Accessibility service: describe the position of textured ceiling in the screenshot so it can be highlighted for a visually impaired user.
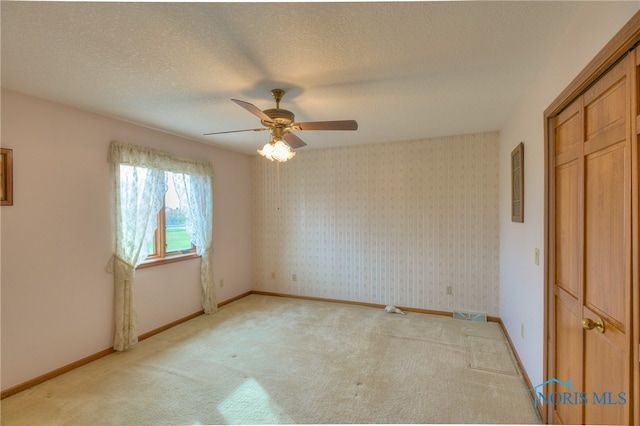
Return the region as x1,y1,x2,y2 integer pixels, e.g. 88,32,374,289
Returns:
0,1,621,155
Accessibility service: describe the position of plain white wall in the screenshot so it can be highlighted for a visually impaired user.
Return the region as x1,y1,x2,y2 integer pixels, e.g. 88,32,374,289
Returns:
499,3,639,390
0,89,253,391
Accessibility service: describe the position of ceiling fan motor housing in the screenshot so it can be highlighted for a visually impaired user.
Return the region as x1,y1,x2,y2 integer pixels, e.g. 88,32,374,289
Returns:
262,108,295,126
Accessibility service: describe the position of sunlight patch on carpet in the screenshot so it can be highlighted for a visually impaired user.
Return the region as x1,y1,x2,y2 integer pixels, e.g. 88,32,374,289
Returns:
466,335,519,376
218,378,292,424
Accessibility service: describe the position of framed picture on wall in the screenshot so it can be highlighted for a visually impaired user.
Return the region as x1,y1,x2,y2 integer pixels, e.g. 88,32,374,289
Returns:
511,142,524,222
1,148,13,206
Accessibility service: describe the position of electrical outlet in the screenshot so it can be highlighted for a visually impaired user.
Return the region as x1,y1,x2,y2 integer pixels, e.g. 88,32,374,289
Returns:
521,324,525,338
535,248,540,266
219,279,224,288
446,286,453,295
292,274,297,281
271,272,276,279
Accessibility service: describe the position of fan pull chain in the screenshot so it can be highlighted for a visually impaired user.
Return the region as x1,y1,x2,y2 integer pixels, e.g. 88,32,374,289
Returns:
276,161,281,212
276,161,281,270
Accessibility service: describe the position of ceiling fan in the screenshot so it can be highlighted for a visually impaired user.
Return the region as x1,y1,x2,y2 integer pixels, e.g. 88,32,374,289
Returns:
204,89,358,162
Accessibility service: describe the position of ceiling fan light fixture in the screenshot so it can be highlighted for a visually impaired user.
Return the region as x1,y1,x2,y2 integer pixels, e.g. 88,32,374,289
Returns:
257,139,296,162
271,139,296,162
257,142,275,160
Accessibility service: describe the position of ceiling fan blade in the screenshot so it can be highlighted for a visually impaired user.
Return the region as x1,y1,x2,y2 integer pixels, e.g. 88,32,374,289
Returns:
203,127,268,136
231,99,274,124
283,131,307,149
295,120,358,131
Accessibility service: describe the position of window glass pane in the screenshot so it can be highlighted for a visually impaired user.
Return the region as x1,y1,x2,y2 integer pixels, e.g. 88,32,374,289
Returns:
146,235,155,255
165,172,193,253
121,164,157,257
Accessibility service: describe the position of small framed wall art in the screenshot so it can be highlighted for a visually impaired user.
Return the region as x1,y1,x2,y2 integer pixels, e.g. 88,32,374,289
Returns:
1,148,13,206
511,142,524,222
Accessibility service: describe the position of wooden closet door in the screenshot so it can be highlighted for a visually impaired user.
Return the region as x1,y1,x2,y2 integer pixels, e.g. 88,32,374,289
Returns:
552,55,632,425
581,57,631,425
553,95,583,425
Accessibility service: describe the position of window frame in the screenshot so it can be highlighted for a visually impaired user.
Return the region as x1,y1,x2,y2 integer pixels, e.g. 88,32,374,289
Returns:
137,173,199,269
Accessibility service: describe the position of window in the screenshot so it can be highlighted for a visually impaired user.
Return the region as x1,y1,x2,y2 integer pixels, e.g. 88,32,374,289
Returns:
142,171,198,266
108,141,216,350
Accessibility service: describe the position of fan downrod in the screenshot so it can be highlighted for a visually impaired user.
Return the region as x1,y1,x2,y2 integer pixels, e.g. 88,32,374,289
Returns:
271,89,285,108
262,88,294,126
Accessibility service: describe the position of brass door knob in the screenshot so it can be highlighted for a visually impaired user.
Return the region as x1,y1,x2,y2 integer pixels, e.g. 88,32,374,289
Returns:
582,317,605,333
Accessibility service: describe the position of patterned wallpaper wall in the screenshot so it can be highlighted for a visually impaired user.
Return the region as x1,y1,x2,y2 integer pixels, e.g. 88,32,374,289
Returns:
251,132,500,316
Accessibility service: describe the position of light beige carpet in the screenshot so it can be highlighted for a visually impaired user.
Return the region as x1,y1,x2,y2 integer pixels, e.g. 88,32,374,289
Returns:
1,294,541,425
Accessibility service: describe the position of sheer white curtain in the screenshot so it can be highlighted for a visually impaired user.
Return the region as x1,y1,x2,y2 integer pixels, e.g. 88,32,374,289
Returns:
107,141,215,351
172,173,216,313
107,164,166,351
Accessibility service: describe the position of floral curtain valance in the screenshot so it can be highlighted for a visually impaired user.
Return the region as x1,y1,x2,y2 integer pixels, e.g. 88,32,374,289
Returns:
109,140,214,177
